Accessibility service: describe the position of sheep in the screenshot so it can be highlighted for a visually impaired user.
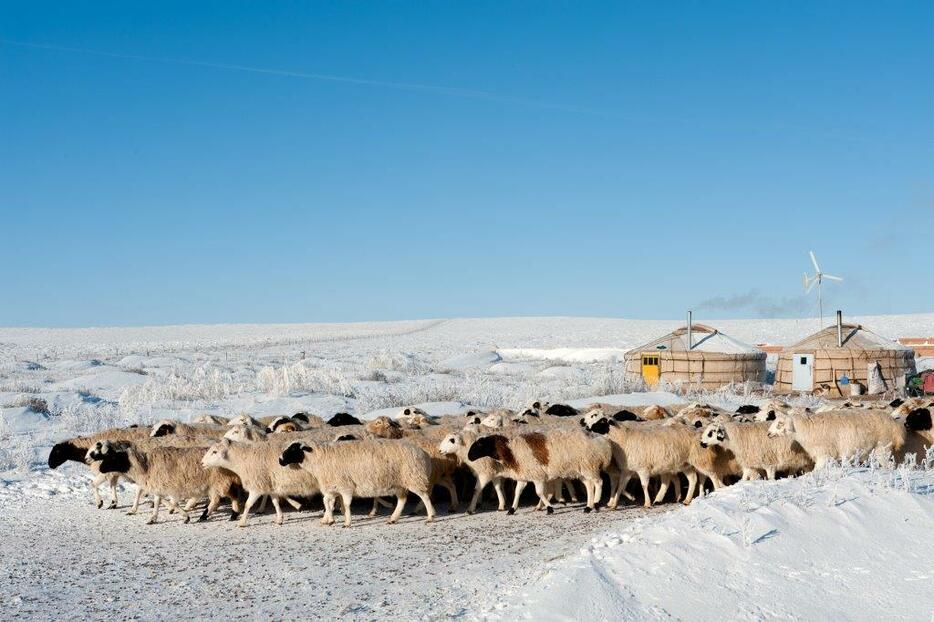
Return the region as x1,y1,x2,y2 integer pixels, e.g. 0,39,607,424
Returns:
192,414,230,425
585,417,698,509
48,426,159,509
640,405,672,421
438,429,508,513
397,407,437,429
291,412,325,428
893,407,934,464
466,428,612,514
699,421,813,480
151,419,225,439
543,403,578,418
278,439,436,527
366,416,404,439
480,414,505,429
201,439,321,527
327,412,362,427
228,414,263,428
767,410,907,468
266,416,302,433
88,441,242,524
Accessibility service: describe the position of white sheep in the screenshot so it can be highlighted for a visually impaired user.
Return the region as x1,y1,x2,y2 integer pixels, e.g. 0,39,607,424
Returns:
88,441,242,524
278,439,436,527
465,428,611,513
584,417,697,509
439,429,507,513
227,414,263,428
191,414,230,425
767,410,907,468
150,419,225,439
699,420,813,480
201,439,321,527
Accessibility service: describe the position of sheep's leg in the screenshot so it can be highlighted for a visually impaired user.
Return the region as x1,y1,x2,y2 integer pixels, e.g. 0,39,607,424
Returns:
321,493,336,525
175,498,192,524
582,479,595,513
766,467,777,480
106,475,119,509
413,489,436,523
388,493,408,524
508,481,527,515
673,476,683,502
466,477,489,514
90,473,106,508
257,495,268,513
200,494,221,522
368,498,381,518
285,497,302,511
442,475,459,513
339,491,354,527
238,491,262,528
183,498,198,511
711,475,726,491
127,488,143,515
147,495,162,525
272,497,284,526
683,470,698,506
742,468,761,481
608,472,632,509
492,478,506,511
653,476,671,504
638,472,653,508
564,479,579,503
697,473,709,496
534,481,554,514
593,476,604,509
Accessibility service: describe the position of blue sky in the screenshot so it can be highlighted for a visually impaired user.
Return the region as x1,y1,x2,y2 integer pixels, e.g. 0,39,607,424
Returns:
2,2,932,327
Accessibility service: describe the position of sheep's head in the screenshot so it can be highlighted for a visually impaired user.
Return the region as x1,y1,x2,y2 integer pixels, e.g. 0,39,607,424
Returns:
438,433,465,455
334,434,358,442
613,409,640,422
641,405,670,421
464,415,483,428
150,420,178,437
291,412,310,425
905,408,932,432
201,440,232,469
366,416,403,439
467,435,503,461
48,441,86,469
95,443,132,474
580,409,605,429
228,414,258,428
268,417,300,433
754,409,779,423
279,442,312,467
585,417,617,435
767,416,795,438
224,425,264,443
700,423,728,448
480,414,504,429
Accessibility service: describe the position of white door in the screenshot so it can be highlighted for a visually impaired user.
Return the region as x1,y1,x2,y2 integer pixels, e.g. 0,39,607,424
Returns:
792,353,814,391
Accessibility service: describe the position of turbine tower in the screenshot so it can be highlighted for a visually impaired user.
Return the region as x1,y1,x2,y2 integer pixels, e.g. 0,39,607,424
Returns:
803,250,843,328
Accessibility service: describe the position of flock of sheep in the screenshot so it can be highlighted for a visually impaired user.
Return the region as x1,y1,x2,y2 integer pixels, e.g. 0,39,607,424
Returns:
46,397,934,527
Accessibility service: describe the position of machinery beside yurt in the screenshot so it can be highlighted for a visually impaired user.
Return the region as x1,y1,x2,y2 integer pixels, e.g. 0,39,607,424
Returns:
774,311,916,397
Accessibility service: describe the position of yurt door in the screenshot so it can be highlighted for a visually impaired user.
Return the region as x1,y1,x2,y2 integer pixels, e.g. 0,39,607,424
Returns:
792,353,814,391
641,354,660,385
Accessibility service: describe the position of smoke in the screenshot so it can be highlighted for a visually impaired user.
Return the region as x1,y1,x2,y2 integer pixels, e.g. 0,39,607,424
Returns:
696,289,811,318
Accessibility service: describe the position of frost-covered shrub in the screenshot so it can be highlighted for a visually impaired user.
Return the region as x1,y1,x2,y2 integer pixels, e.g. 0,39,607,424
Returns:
119,366,242,411
4,395,50,415
256,362,355,397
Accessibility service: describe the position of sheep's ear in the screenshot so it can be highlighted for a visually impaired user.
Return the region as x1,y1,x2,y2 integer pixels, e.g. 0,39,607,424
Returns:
301,444,313,453
152,422,174,437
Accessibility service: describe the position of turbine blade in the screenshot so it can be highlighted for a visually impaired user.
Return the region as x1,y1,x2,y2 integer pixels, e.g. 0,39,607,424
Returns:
805,277,817,293
809,251,821,273
823,274,843,282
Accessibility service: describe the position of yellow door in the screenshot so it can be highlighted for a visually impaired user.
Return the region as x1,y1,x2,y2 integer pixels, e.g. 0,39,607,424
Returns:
641,354,660,385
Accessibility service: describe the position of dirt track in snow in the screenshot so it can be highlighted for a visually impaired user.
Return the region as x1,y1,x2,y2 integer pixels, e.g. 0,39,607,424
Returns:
0,494,665,621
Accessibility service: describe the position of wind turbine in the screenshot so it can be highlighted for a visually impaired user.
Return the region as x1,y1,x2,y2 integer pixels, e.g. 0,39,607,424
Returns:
803,250,843,328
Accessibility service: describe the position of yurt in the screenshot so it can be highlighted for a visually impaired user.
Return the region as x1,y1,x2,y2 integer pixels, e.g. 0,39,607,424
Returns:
774,317,916,397
624,323,767,390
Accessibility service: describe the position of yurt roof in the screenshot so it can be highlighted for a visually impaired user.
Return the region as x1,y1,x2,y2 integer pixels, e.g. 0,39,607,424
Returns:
626,324,763,355
785,323,912,352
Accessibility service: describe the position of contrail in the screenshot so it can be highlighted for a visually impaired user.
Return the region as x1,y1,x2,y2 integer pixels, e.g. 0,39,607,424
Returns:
0,38,600,114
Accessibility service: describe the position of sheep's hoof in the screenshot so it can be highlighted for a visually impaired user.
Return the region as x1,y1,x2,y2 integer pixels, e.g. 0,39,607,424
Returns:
228,512,239,521
197,514,208,523
96,501,103,509
145,519,156,525
546,507,554,515
447,506,457,514
642,503,652,509
237,521,248,528
387,519,397,525
183,516,191,524
107,501,117,510
466,509,474,515
507,508,515,515
126,510,137,516
583,507,592,514
425,515,435,523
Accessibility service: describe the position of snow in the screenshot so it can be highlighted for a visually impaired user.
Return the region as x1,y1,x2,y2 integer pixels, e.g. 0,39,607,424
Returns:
497,464,934,621
1,314,933,619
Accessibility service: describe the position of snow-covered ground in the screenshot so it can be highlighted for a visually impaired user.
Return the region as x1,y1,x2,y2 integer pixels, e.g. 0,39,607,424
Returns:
1,315,933,620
